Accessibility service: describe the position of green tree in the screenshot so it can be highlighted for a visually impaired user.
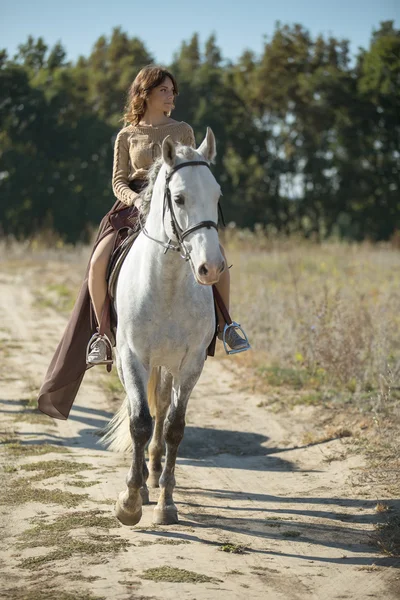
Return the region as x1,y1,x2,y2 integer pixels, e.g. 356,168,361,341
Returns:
85,27,154,125
1,23,399,242
0,49,114,242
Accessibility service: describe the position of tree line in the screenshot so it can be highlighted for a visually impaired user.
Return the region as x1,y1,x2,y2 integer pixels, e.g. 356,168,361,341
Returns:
0,21,399,243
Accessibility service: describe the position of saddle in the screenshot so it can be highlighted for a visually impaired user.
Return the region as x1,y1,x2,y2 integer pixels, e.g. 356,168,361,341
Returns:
107,228,140,300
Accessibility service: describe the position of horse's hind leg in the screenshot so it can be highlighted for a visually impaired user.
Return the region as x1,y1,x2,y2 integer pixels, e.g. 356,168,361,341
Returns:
116,351,152,526
153,366,202,525
148,368,172,488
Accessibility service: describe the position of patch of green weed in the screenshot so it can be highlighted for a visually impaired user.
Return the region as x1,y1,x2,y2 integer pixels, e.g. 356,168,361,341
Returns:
19,460,93,482
282,530,301,538
140,566,220,583
1,477,88,508
21,510,118,546
3,465,18,473
1,588,105,600
374,513,400,557
219,543,246,554
3,442,69,457
69,479,100,488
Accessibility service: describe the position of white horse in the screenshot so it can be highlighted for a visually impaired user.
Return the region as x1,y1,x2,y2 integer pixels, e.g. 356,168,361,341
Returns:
102,128,224,526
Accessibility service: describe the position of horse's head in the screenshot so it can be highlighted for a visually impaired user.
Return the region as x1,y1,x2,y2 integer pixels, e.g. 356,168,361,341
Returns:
157,127,225,285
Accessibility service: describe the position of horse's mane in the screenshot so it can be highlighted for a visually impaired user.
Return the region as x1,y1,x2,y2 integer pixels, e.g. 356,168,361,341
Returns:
139,145,198,223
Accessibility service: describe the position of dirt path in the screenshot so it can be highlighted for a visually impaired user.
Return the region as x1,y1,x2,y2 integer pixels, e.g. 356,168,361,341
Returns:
0,261,398,600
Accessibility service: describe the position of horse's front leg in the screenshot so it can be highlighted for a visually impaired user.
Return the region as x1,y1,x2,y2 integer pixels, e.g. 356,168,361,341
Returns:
153,366,202,525
148,368,173,488
116,350,152,526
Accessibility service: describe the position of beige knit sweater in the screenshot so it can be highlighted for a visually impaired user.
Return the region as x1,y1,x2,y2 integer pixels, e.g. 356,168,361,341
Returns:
112,121,196,206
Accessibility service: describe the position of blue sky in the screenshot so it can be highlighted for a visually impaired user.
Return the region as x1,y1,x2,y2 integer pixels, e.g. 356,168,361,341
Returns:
1,0,398,64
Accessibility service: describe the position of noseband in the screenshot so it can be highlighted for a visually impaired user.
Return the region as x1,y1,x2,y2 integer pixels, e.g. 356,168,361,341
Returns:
140,160,222,261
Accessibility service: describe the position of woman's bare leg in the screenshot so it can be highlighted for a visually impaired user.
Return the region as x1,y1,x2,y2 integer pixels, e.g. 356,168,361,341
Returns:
215,244,230,331
88,233,115,327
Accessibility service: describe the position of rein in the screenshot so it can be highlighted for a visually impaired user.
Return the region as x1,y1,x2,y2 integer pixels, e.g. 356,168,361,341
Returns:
140,160,223,261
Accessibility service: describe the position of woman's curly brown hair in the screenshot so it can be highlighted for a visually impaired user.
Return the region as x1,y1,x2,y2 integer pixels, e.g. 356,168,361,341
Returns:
123,65,179,126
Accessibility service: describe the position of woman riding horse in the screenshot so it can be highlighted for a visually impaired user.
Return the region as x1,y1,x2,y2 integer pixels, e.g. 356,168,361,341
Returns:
37,65,250,420
87,65,250,364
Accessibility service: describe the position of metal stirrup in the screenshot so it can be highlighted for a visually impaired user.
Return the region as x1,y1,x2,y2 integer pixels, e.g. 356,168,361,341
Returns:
86,332,113,365
222,322,251,355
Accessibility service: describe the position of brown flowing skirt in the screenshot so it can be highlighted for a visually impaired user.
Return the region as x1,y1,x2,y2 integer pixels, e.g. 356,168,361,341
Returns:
37,181,217,421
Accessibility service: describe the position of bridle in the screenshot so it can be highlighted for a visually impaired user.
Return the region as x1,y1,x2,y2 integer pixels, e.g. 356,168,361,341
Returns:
139,160,224,261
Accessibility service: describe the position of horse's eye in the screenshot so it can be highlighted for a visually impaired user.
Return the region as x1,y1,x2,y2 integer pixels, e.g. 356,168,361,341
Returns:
175,195,185,206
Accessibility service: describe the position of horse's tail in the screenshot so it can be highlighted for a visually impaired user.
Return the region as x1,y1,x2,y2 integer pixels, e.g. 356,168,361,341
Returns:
100,367,160,453
147,366,160,419
100,395,131,453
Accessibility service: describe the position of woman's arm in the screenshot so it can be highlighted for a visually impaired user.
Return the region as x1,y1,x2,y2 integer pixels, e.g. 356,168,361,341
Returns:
112,129,139,206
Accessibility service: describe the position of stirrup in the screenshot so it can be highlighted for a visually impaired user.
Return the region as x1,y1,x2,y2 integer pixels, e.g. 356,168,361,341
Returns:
222,321,251,355
86,332,114,366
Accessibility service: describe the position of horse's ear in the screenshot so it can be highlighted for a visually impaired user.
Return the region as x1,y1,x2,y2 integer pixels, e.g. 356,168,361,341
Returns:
197,127,216,163
162,135,176,167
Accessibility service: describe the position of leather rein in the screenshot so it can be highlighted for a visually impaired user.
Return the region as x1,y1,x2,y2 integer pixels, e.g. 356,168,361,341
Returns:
139,160,224,261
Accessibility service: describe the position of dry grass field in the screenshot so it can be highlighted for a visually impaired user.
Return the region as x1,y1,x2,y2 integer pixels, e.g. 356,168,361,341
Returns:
227,232,399,413
224,230,400,556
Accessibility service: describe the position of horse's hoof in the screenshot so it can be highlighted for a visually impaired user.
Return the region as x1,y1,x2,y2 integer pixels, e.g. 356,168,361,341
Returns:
115,500,142,526
115,491,142,526
140,485,150,505
153,504,178,525
147,471,161,488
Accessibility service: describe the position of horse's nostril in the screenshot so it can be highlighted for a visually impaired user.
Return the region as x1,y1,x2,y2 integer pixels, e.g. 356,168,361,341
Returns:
198,264,209,276
219,260,225,273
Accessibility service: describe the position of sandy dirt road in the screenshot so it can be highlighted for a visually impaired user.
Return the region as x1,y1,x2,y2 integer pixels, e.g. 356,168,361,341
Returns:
0,259,399,600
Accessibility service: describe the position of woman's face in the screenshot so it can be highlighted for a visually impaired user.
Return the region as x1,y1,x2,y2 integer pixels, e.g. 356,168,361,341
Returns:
146,77,175,113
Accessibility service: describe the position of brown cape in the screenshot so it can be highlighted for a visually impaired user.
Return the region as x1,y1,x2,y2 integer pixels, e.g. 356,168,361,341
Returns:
37,197,133,420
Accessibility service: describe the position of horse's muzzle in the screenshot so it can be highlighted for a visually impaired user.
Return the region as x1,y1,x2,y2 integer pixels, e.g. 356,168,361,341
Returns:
195,260,225,285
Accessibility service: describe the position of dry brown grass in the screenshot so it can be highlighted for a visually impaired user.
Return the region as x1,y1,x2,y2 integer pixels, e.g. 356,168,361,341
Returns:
221,228,400,500
223,228,400,392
